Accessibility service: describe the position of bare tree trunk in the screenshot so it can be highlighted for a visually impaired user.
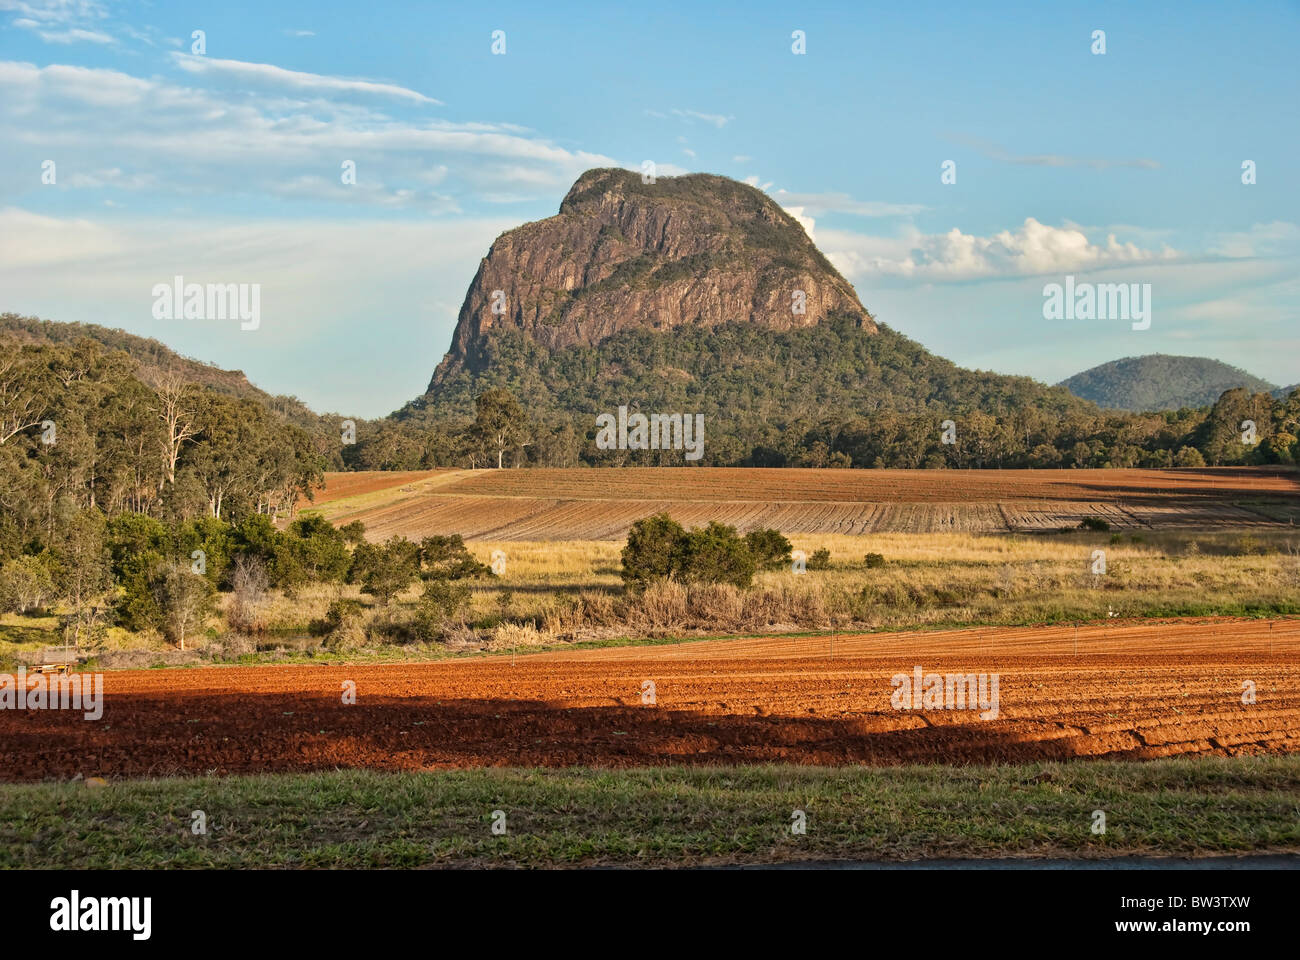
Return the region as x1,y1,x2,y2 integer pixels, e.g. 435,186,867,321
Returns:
154,371,197,487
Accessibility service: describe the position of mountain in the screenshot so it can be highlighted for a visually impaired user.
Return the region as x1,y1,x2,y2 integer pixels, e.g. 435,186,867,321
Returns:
1058,355,1281,411
407,170,1091,453
428,168,875,387
0,312,331,432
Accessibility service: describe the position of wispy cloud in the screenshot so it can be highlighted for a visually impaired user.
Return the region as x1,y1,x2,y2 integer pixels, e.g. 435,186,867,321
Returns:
0,59,617,207
16,22,115,43
645,107,733,128
4,0,115,43
169,53,441,105
948,134,1160,171
1208,221,1300,259
1,0,108,24
671,108,732,128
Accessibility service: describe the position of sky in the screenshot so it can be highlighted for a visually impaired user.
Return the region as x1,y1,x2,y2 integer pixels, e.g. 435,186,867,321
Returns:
1,0,1297,417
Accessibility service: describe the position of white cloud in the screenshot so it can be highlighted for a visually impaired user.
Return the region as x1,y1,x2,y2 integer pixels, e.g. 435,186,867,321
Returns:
5,0,114,43
25,25,115,43
0,59,617,206
1209,221,1300,259
668,108,732,128
169,53,441,105
1,0,107,24
823,218,1178,281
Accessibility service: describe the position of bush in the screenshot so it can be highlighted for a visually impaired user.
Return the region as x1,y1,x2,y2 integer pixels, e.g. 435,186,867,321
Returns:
419,534,492,580
680,522,756,588
743,528,792,571
285,513,350,582
350,537,421,604
320,599,367,652
1079,517,1110,532
319,597,364,632
807,548,831,570
622,515,761,589
411,579,472,641
421,578,472,620
863,552,886,569
621,513,689,588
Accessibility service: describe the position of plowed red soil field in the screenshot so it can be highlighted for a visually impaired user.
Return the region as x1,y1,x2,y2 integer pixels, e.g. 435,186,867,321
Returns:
5,620,1297,782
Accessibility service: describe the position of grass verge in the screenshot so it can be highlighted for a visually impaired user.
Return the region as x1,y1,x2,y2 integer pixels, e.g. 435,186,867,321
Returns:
3,757,1298,868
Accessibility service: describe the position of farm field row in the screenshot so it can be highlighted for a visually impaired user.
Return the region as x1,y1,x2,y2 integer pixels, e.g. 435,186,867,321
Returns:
305,468,1300,541
5,619,1296,781
329,495,1296,541
434,467,1300,503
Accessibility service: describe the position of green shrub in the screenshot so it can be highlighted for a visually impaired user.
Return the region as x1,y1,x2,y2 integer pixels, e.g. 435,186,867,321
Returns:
680,522,756,589
1080,517,1110,532
743,528,792,571
285,513,350,582
412,579,473,641
420,534,492,580
316,598,364,634
350,537,421,604
621,514,758,589
620,513,689,589
863,552,886,569
807,548,831,570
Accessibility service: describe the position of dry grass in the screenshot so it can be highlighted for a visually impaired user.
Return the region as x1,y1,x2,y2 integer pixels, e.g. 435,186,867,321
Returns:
5,530,1297,665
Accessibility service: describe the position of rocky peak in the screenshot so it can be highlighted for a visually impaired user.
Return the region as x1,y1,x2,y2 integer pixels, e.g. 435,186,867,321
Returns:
428,168,875,388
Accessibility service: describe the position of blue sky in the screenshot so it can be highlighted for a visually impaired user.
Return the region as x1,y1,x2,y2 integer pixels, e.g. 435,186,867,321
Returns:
1,0,1297,416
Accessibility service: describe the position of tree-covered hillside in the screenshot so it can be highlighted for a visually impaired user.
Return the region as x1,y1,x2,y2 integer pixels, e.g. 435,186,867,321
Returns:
1059,354,1280,411
1,313,334,434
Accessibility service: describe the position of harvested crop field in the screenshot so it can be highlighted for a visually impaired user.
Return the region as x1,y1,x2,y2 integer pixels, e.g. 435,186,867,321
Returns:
306,467,1300,540
304,470,456,502
435,467,1300,503
7,619,1297,782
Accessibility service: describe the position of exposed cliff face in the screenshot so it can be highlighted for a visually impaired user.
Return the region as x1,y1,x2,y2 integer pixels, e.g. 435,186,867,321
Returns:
427,168,875,388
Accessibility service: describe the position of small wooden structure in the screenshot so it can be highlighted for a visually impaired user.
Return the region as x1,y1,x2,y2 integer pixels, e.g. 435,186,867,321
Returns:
35,646,78,675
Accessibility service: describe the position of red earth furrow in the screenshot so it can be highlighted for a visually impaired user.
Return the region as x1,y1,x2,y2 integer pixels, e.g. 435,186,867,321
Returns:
2,619,1298,781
